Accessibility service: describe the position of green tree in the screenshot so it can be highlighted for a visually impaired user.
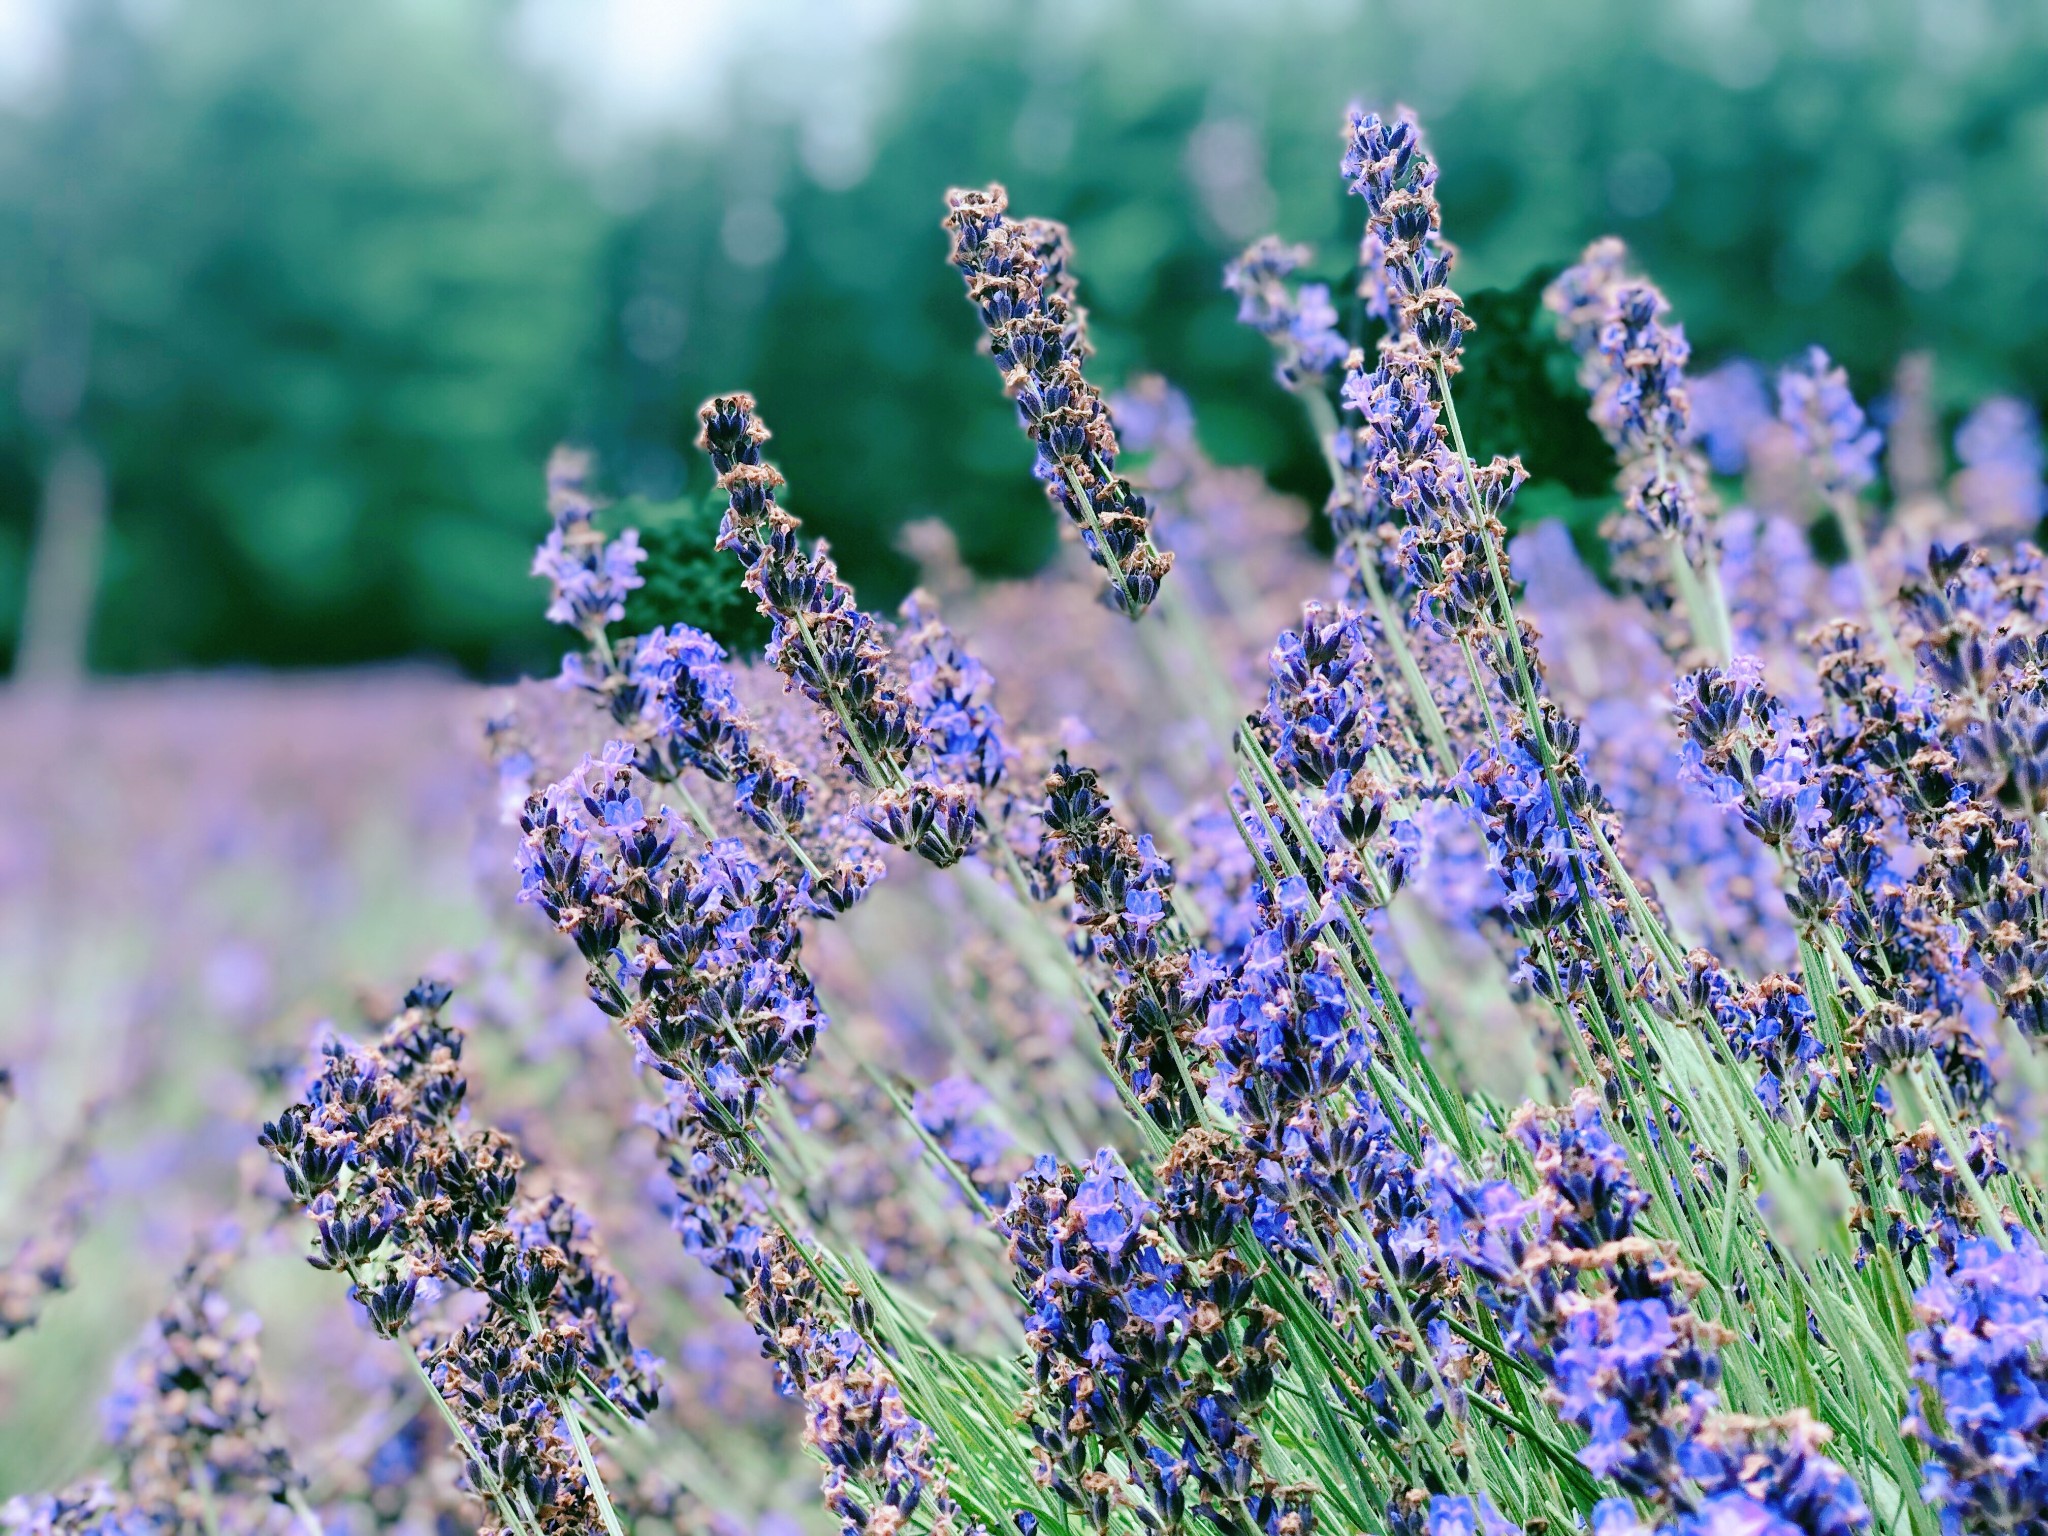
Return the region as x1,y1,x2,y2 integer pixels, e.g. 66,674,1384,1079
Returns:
0,0,613,675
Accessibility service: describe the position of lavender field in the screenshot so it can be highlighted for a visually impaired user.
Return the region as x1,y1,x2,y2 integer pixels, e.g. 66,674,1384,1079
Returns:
7,70,2048,1536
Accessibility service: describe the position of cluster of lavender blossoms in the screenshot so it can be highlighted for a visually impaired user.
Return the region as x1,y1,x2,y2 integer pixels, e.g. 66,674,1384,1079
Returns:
1905,1232,2048,1536
21,90,2048,1536
261,981,659,1536
4,1231,306,1535
945,185,1173,617
1544,239,1726,659
1438,1094,1871,1536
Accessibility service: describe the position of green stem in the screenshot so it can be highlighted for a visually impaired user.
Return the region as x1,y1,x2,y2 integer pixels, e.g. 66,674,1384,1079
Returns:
285,1488,326,1536
791,607,897,791
1061,462,1136,611
563,1397,631,1536
1298,384,1457,777
1831,489,1913,685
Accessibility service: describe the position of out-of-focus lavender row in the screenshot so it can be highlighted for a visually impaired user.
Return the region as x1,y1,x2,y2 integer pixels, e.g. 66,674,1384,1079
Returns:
0,676,813,1521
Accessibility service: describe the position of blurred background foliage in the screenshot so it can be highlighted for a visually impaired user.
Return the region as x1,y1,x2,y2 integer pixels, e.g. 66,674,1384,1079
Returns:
1,0,2045,678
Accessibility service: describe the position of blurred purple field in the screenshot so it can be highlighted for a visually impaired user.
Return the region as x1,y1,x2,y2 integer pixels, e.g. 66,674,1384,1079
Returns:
0,671,835,1512
0,674,488,1476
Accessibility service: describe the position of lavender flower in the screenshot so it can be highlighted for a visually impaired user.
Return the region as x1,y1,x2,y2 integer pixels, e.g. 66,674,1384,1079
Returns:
484,702,539,827
1895,1124,2012,1265
1,1482,157,1536
899,595,1009,792
1672,650,2001,1115
1198,875,1371,1136
1544,238,1633,358
1224,237,1348,389
1673,1414,1871,1536
861,593,1012,868
519,748,832,1147
1777,349,1883,503
1461,739,1594,936
261,982,658,1533
912,1075,1014,1212
1690,361,1773,478
1003,1149,1300,1536
1039,753,1210,1131
0,1107,94,1342
650,1109,986,1536
746,1229,983,1536
1682,960,1829,1122
1905,1231,2048,1536
1673,658,1823,852
697,393,919,790
797,1322,981,1536
1587,283,1696,487
4,1230,313,1535
1398,1494,1521,1536
515,740,666,964
1326,106,1682,1089
943,185,1173,617
1516,521,1799,973
624,624,811,837
532,446,645,645
696,393,1006,869
1339,332,1525,642
1341,107,1470,365
99,1231,302,1533
1502,1095,1719,1502
1949,397,2047,548
1438,1094,1869,1536
1544,239,1724,653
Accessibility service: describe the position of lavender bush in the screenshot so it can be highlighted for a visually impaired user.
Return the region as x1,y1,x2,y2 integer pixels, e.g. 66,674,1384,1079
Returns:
7,100,2048,1536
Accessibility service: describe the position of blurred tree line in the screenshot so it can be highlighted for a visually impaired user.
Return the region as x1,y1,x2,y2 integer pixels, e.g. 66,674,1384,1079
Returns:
2,0,2045,677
